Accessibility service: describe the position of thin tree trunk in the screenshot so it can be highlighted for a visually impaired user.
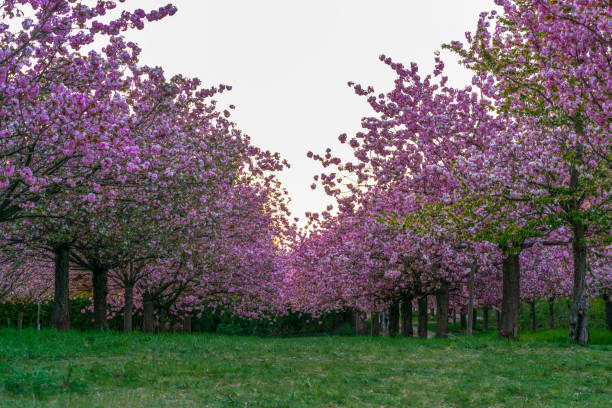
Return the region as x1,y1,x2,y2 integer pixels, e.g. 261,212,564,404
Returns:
530,301,536,332
159,307,168,333
436,282,449,338
467,261,477,336
52,244,70,331
93,269,108,330
483,307,489,332
499,252,520,339
123,284,134,332
603,293,611,331
418,296,428,338
347,309,356,331
382,311,389,335
388,300,400,337
569,219,589,345
183,314,192,333
452,309,457,325
473,309,478,332
496,310,501,329
460,312,466,329
17,310,23,329
355,312,368,335
400,294,413,337
370,312,380,336
568,143,589,345
143,294,154,333
36,303,41,330
548,298,555,330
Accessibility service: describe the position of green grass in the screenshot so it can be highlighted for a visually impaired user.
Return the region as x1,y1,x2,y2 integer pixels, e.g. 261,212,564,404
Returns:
0,329,611,407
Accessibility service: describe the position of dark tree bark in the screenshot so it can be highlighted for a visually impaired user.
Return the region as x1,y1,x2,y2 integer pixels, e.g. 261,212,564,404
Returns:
472,309,478,332
460,312,466,329
183,314,192,333
159,307,168,333
400,294,413,337
603,293,612,331
467,261,477,336
483,307,489,332
388,300,400,337
52,244,70,331
36,303,41,330
92,268,109,330
569,219,589,345
499,253,520,339
347,309,356,330
355,312,368,335
529,301,536,332
436,282,449,338
143,293,154,333
370,312,380,336
548,298,555,329
123,284,134,332
496,310,501,329
418,296,428,338
17,310,24,329
452,309,457,326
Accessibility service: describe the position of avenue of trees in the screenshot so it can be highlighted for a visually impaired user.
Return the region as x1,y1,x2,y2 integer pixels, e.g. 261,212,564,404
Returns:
291,0,610,345
0,0,610,346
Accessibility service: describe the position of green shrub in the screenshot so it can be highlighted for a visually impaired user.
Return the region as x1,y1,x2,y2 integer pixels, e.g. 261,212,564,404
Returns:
0,299,347,336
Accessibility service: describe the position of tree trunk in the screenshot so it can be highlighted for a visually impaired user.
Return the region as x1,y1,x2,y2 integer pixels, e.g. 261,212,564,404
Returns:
418,296,428,338
452,309,457,326
460,312,466,329
92,269,108,330
499,252,520,339
52,244,70,331
530,301,536,331
473,309,478,332
548,298,555,329
400,294,413,337
17,310,24,329
380,312,388,335
483,307,489,332
347,309,356,331
467,261,477,336
568,143,589,345
123,284,134,332
370,312,380,336
183,314,192,333
355,312,368,335
603,293,612,331
496,310,501,329
436,282,449,338
159,307,168,333
143,294,154,333
36,303,41,330
569,220,589,345
388,300,400,337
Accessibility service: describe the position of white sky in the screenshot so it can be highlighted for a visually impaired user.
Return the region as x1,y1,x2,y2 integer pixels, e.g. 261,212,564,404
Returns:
124,0,495,223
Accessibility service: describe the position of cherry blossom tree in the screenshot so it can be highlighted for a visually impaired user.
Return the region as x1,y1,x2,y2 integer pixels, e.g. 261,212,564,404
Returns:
447,0,611,344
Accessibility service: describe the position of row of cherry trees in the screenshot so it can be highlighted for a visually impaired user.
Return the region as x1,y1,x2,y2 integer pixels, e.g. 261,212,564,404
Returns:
0,1,292,332
290,0,610,345
0,1,609,344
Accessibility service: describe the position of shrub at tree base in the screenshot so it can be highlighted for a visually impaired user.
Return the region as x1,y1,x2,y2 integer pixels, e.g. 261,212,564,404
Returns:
0,297,347,337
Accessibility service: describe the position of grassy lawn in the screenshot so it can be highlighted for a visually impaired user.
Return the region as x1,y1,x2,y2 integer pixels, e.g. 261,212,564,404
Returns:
0,329,610,407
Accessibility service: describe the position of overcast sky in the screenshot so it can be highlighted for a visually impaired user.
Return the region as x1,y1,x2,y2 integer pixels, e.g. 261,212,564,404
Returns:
124,0,495,223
